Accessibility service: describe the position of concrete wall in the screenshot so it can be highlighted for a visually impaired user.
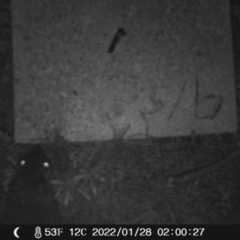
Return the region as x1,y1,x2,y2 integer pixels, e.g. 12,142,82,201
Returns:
12,0,237,142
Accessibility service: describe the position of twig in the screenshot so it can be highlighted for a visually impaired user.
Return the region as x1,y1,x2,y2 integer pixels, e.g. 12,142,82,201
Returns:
169,148,240,183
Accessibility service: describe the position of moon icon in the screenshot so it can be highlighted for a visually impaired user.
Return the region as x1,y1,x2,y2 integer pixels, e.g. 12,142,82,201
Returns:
14,227,20,238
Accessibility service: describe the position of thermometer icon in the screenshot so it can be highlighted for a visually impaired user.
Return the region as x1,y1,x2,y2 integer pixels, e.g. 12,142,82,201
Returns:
34,226,42,239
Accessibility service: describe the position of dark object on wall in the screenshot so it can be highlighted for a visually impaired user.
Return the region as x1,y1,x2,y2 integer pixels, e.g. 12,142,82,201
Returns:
4,145,61,224
108,28,127,53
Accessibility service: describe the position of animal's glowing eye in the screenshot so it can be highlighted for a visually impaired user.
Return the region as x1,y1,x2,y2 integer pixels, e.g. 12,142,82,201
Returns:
20,160,26,166
43,162,50,168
